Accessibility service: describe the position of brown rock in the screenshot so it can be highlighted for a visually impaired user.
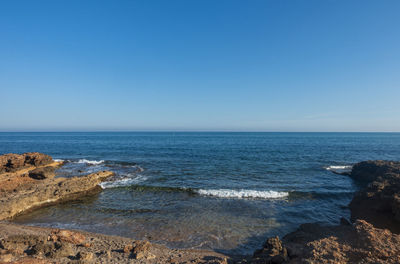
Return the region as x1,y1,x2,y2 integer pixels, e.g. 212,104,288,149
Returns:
23,152,53,167
123,244,133,253
0,154,25,173
76,251,94,261
28,167,56,180
50,229,86,245
132,241,153,260
349,160,400,232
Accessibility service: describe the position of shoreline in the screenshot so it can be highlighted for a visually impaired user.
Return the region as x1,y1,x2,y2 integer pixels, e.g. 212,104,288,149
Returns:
1,153,400,263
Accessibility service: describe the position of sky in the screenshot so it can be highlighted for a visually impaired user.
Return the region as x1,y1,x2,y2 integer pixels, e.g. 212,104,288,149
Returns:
0,0,399,132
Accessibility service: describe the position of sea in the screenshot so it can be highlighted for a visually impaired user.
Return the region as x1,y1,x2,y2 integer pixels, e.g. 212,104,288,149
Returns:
1,132,400,255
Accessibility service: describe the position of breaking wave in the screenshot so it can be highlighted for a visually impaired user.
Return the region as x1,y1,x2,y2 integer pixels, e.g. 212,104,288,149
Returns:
77,159,105,165
100,175,148,189
196,189,289,199
325,165,352,171
102,182,289,199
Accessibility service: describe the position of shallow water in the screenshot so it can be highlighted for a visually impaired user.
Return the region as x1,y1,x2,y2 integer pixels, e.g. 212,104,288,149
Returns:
1,132,400,254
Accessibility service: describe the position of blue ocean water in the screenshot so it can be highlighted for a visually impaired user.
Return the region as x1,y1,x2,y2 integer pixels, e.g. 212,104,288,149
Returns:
1,132,400,254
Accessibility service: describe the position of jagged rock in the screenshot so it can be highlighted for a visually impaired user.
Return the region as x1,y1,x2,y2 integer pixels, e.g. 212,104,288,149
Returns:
0,153,53,173
252,236,288,263
250,160,400,264
350,160,400,186
23,152,53,167
0,154,25,173
0,169,114,220
349,160,400,232
127,240,154,260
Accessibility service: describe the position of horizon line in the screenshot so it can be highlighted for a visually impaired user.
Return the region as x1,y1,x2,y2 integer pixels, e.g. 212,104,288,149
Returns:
0,130,399,133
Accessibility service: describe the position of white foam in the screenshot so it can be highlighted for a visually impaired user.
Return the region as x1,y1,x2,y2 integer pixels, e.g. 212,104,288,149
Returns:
77,159,104,165
196,189,289,199
326,165,352,170
100,175,148,189
53,159,64,162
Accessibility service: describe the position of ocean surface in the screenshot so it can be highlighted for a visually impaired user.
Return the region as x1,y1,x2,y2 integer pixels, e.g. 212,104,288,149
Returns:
1,132,400,255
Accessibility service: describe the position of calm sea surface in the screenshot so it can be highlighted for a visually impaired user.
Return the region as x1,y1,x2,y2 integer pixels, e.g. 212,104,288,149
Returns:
1,132,400,254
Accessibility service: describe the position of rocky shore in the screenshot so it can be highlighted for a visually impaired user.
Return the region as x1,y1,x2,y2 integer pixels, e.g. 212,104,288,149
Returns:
250,160,400,264
1,153,400,263
0,153,228,263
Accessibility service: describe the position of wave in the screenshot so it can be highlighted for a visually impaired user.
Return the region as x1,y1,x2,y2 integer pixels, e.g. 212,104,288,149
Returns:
197,189,289,199
100,181,288,199
53,159,64,162
100,175,148,189
325,165,352,171
77,159,105,165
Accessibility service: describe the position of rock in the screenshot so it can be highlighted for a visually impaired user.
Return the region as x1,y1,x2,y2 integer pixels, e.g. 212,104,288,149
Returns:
49,242,75,258
0,153,53,173
29,167,56,180
76,251,94,261
0,169,114,220
131,241,154,260
0,253,14,262
0,154,25,173
350,160,400,186
253,236,288,263
50,229,86,245
349,160,400,232
23,152,53,167
340,217,352,226
123,244,133,253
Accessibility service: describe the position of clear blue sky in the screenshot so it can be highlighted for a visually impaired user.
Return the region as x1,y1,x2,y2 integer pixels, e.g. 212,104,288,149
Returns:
1,0,399,132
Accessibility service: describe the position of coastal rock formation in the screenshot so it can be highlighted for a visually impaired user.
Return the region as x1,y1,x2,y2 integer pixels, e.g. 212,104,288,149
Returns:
0,152,114,221
2,153,400,263
0,153,114,220
0,153,52,173
349,160,400,232
0,153,229,263
0,223,229,264
251,160,400,264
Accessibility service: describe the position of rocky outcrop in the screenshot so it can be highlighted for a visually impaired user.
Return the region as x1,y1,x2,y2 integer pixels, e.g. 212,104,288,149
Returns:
0,153,53,173
349,160,400,232
0,153,230,263
0,152,113,220
250,160,400,264
0,223,229,264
